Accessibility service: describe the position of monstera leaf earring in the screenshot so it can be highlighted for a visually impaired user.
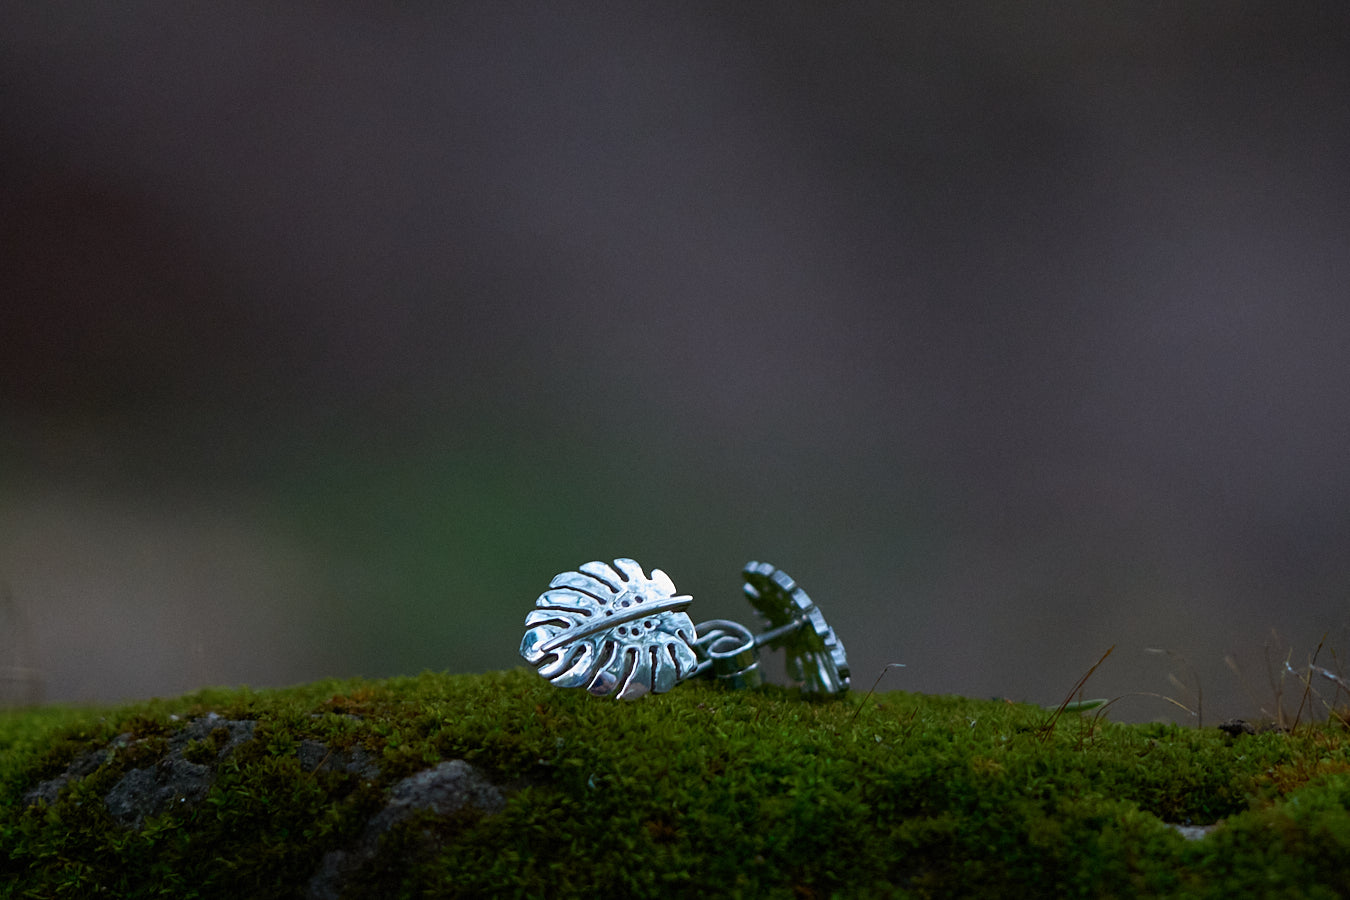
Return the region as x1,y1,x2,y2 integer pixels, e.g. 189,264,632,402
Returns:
520,559,701,700
520,558,850,700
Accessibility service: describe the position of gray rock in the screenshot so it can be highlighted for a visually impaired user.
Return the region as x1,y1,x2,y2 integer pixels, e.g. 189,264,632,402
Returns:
102,715,256,828
299,739,380,780
306,760,504,900
24,749,108,806
23,733,132,807
22,715,257,830
375,759,506,827
104,758,213,828
171,712,256,758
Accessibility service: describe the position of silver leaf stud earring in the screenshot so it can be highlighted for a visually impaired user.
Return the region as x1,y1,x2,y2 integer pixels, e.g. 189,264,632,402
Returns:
520,558,850,699
520,559,700,700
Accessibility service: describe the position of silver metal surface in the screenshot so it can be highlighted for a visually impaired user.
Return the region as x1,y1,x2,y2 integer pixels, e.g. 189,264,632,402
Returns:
520,559,699,700
521,558,850,699
691,618,764,690
742,561,851,696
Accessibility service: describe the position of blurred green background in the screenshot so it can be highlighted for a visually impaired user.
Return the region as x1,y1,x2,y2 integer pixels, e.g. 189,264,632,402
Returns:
3,3,1349,720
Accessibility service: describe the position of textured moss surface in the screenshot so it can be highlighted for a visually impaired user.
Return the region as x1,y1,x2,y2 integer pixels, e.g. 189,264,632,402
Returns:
3,669,1350,898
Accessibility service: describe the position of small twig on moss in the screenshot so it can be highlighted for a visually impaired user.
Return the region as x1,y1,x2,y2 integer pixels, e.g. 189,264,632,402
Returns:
1289,633,1328,733
1145,647,1203,728
1298,664,1350,727
1264,632,1293,729
848,663,906,727
1133,692,1198,721
1307,655,1350,724
1225,652,1274,723
1076,696,1123,750
1038,646,1114,743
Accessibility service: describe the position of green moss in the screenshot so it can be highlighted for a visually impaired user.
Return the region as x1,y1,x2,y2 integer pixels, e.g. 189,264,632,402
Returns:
2,669,1349,898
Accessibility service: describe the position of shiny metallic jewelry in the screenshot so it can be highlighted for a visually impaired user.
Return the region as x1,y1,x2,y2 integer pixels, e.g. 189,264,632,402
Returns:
520,558,850,700
519,559,699,701
741,561,851,696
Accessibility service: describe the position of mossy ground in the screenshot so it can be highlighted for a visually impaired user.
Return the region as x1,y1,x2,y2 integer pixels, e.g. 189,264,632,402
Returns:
3,669,1350,898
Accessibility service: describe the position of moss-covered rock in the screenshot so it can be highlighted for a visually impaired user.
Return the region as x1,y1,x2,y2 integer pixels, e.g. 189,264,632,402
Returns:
3,669,1349,898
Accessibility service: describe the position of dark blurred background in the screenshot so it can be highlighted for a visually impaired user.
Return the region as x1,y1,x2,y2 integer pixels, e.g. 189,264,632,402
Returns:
3,3,1348,721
